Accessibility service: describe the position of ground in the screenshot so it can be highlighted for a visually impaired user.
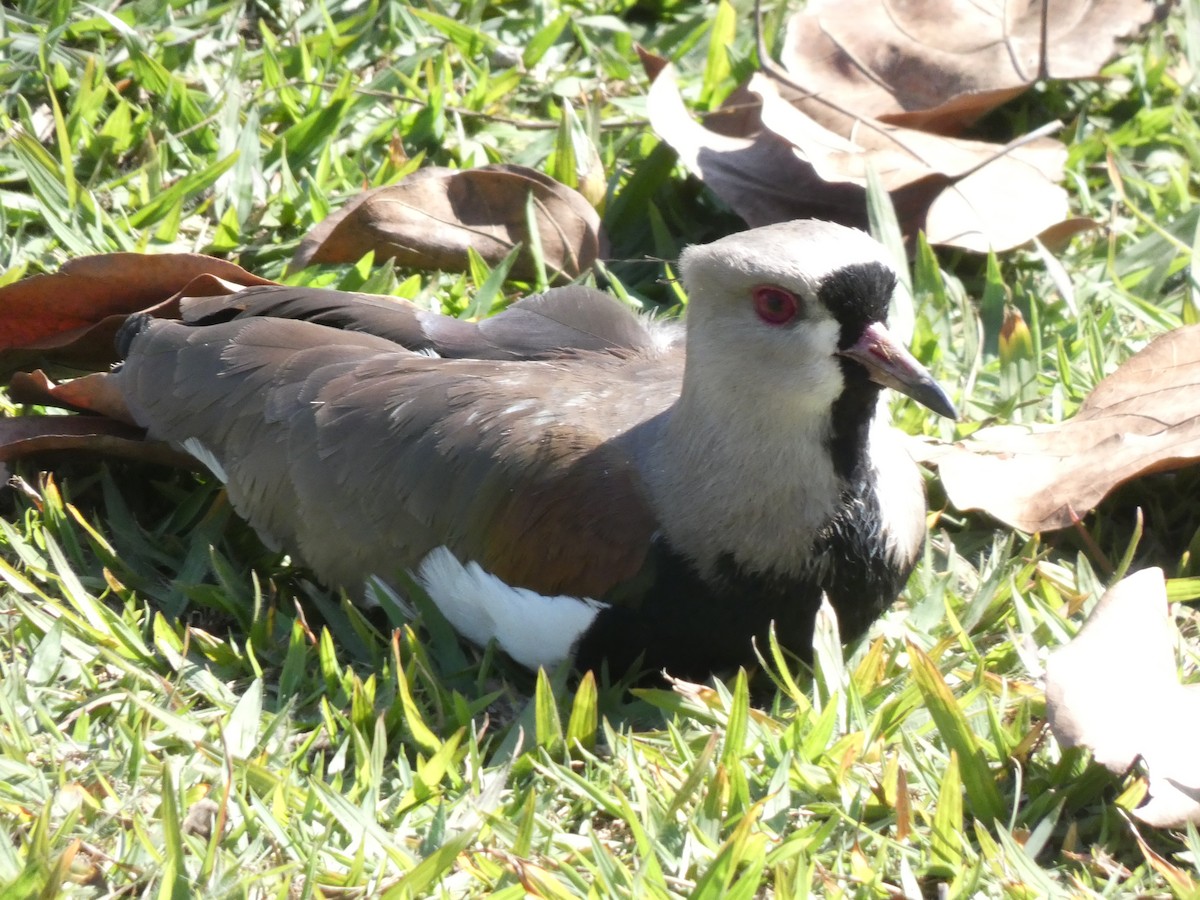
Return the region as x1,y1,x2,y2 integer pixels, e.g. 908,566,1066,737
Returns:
1,0,1199,896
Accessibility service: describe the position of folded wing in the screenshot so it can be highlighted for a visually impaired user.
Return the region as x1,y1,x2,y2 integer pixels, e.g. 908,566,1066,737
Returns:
179,284,669,360
115,312,679,598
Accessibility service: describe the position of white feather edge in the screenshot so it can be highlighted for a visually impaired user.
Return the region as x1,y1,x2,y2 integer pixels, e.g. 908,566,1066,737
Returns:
415,546,606,670
180,437,228,483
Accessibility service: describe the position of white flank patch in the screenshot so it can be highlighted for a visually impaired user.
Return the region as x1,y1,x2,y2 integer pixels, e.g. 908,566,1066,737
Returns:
868,413,925,567
181,437,228,483
415,546,605,671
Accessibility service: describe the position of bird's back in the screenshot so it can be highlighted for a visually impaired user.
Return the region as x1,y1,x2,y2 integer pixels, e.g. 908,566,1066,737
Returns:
115,295,682,597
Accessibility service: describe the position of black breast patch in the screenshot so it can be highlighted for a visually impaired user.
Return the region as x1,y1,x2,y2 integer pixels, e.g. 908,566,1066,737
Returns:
572,477,911,680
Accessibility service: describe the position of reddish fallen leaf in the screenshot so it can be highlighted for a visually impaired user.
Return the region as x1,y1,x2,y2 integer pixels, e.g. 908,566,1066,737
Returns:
8,370,136,424
291,164,604,281
913,325,1200,532
0,415,194,468
1045,567,1200,828
782,0,1157,135
0,255,275,369
646,60,1081,251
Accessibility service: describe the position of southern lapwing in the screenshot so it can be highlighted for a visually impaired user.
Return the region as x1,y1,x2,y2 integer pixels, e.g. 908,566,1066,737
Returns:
113,220,955,678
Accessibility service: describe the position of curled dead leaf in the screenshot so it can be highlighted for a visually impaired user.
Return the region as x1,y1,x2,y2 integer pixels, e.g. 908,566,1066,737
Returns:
754,72,1072,252
0,255,275,370
646,60,867,228
645,61,1080,251
8,370,136,424
291,164,604,281
1045,568,1200,828
781,0,1157,135
915,325,1200,532
0,415,193,469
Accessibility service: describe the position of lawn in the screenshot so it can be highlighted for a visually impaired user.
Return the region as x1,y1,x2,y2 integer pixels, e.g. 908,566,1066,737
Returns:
2,0,1200,896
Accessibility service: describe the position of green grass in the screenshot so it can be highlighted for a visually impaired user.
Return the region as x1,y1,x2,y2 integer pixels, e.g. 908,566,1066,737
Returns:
3,0,1200,896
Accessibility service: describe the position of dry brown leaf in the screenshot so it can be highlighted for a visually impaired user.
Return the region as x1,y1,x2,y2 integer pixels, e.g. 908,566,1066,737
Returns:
291,164,604,280
754,73,1073,251
0,415,193,468
1045,567,1200,828
8,370,136,424
916,325,1200,532
0,255,275,370
646,60,1079,251
782,0,1157,134
645,60,871,228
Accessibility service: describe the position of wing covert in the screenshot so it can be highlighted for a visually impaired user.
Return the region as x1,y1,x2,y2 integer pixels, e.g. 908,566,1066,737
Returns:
115,315,677,597
178,283,667,361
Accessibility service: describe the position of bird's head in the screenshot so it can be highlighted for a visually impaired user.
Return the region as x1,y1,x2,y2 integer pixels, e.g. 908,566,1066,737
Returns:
678,220,957,420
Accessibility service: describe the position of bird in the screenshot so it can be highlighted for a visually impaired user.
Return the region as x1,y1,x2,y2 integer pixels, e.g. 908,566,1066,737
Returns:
111,220,956,678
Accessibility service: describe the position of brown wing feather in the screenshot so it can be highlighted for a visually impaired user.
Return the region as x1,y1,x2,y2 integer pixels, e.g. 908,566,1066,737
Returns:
114,316,678,598
179,283,661,361
485,441,660,596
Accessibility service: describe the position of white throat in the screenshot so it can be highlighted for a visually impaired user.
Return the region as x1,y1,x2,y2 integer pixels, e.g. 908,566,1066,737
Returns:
644,372,847,580
642,369,925,580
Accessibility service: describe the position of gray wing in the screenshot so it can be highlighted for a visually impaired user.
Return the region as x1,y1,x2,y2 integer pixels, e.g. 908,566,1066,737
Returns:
179,284,666,360
113,315,679,597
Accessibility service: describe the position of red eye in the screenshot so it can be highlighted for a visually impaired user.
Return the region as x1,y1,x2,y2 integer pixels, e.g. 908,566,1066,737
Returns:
753,285,798,325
